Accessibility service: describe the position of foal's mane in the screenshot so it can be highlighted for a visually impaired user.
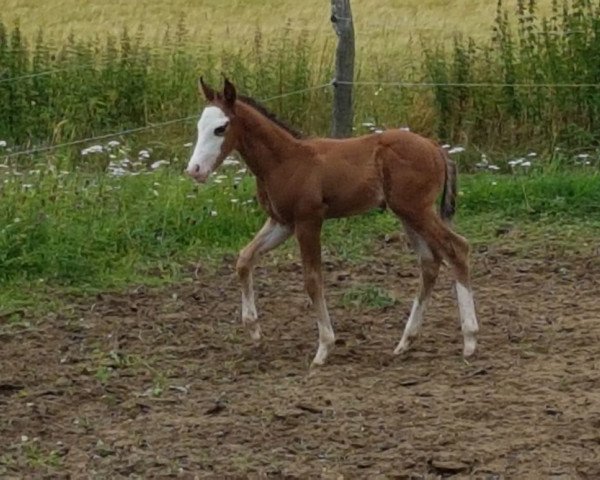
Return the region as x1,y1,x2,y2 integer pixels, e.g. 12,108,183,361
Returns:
238,95,304,139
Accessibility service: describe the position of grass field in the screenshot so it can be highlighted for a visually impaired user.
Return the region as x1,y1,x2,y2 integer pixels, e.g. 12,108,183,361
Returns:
1,155,599,312
6,0,554,47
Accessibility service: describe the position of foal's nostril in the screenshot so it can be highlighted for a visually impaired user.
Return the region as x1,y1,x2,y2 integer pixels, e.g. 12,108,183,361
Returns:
194,165,200,173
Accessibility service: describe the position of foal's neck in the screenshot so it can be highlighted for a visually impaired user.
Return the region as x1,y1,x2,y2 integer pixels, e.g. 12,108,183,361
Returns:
235,102,303,179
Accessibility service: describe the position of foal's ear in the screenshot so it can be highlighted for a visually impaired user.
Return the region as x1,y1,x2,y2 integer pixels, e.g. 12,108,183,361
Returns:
223,77,237,108
198,77,216,102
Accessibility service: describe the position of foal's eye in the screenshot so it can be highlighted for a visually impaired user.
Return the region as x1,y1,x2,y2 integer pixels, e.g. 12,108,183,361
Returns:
214,124,228,136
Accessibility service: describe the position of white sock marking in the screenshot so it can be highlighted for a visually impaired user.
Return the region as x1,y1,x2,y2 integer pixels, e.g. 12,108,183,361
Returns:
394,297,429,354
456,282,478,356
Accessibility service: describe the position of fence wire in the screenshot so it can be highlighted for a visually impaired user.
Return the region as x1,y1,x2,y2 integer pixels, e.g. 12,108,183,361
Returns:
0,83,332,160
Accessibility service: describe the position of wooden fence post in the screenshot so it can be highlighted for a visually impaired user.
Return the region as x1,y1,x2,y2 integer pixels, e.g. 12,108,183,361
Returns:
330,0,355,138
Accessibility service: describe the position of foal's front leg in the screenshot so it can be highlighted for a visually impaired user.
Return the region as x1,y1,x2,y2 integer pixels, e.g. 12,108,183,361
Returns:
236,217,291,340
295,219,335,366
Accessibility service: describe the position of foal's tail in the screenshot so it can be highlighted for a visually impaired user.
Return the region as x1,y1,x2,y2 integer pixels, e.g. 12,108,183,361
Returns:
439,149,457,223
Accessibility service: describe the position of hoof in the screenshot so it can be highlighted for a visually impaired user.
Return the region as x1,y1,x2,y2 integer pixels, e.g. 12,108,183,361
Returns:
310,359,325,369
463,335,477,358
393,338,410,356
311,340,334,367
249,325,262,342
243,317,261,342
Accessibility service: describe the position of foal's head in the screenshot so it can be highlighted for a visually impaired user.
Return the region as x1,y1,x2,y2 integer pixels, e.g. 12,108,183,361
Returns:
186,77,239,183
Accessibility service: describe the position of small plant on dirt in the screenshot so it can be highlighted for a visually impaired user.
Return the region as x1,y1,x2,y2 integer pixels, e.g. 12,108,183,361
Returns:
341,284,397,309
95,365,112,384
151,373,167,397
22,443,62,469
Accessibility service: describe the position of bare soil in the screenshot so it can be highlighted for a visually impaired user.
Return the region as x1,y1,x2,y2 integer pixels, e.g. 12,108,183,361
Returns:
2,236,600,479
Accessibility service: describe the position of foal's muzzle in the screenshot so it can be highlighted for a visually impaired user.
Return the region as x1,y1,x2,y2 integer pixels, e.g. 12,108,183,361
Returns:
186,165,209,183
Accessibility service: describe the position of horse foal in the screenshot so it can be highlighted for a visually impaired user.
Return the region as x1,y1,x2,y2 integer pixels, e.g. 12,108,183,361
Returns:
186,77,479,366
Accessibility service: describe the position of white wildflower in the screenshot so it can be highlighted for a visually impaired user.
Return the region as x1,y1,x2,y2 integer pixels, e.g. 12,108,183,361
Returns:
374,129,384,134
231,198,239,203
214,179,223,184
448,146,465,154
138,149,151,159
22,184,33,189
216,175,228,180
576,153,590,159
210,210,218,217
488,165,500,171
361,122,375,128
81,145,103,155
491,181,497,186
223,157,240,166
521,161,531,168
399,126,410,131
508,158,525,167
152,189,159,197
151,160,169,170
441,144,451,149
108,167,127,177
236,168,247,175
527,152,537,158
183,142,193,148
107,140,120,148
0,140,7,148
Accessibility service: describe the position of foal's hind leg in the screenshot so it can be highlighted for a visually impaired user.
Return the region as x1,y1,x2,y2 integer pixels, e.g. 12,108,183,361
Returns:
409,212,479,357
393,224,442,355
236,218,291,340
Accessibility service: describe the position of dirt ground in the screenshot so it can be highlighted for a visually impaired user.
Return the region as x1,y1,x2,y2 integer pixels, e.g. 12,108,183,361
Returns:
2,234,600,479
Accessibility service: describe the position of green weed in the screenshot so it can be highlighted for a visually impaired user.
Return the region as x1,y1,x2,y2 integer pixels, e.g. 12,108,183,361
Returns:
341,284,397,309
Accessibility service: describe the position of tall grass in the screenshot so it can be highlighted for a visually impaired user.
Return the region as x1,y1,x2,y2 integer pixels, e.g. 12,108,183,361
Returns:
1,0,598,159
423,0,600,150
0,21,332,152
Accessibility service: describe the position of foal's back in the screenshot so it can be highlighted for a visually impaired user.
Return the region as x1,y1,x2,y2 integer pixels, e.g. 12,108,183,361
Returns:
307,129,444,177
299,129,446,217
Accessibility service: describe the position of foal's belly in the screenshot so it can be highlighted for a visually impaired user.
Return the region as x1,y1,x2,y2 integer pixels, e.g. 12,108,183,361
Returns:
323,183,385,219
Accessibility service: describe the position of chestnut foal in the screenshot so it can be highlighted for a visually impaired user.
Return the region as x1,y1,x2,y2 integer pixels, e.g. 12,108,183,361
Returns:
186,78,479,366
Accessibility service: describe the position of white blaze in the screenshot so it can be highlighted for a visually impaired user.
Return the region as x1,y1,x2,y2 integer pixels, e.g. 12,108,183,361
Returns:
186,106,229,178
